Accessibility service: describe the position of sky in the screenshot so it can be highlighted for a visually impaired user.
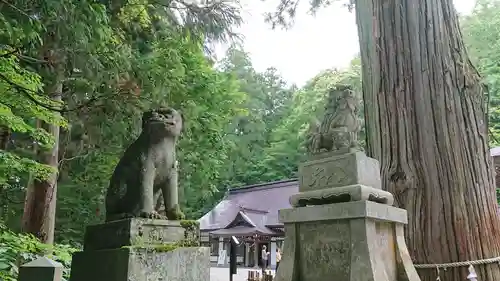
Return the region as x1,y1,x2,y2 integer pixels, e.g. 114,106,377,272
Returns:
219,0,477,86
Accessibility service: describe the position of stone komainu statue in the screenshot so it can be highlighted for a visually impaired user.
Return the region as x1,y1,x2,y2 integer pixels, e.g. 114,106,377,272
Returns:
105,107,185,222
306,85,361,154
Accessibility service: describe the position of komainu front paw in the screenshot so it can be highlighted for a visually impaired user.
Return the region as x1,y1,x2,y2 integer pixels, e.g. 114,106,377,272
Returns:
139,211,165,220
165,205,185,220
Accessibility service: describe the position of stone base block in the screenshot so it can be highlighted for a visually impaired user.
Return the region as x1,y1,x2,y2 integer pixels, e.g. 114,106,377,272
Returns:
69,247,209,281
275,201,420,281
299,151,381,192
289,184,394,207
84,218,199,251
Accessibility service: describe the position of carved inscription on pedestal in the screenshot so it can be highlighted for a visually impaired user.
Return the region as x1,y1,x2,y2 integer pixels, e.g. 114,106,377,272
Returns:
138,223,184,244
300,156,353,192
145,227,164,243
133,221,185,245
298,221,351,281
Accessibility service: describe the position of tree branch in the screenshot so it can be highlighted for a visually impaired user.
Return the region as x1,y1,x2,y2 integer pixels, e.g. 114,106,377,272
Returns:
0,0,33,19
58,152,90,166
0,48,19,58
16,54,49,64
0,71,120,113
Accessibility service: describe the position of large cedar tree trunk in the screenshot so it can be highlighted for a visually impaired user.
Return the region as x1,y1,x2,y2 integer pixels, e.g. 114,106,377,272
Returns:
355,0,500,280
21,76,62,245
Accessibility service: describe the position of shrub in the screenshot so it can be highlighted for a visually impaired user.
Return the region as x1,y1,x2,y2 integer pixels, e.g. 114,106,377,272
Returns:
0,222,78,281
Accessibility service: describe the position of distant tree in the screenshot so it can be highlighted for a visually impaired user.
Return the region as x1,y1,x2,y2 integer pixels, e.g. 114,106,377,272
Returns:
216,47,296,185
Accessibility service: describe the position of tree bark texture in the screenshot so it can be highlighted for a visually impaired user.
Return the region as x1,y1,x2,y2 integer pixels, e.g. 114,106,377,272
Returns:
21,80,61,245
355,0,500,280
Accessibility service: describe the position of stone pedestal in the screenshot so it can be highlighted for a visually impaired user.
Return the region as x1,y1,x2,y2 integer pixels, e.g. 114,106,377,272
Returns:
275,151,420,281
69,218,209,281
275,201,420,281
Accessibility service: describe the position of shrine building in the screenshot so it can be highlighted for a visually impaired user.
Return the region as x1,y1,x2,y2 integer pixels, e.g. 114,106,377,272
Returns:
198,178,298,269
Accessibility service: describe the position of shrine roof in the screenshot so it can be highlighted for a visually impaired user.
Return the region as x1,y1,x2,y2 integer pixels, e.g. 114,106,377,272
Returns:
210,225,275,237
198,178,298,233
491,147,500,157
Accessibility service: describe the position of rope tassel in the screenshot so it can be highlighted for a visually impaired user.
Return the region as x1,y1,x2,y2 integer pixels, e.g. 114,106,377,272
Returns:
435,267,441,281
467,265,477,281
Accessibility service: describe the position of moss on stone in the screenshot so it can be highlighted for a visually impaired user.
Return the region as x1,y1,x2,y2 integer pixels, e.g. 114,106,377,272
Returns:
144,243,183,252
180,220,200,246
123,238,200,253
180,220,199,230
165,204,185,220
131,235,146,246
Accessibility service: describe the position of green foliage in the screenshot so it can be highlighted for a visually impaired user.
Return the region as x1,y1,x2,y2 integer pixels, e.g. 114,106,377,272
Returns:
1,0,244,243
215,48,296,184
0,151,55,187
0,49,64,188
106,0,243,47
0,221,77,281
263,0,353,29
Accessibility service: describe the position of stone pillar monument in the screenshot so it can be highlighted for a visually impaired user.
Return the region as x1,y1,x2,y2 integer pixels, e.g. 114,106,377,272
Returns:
275,85,421,281
18,257,63,281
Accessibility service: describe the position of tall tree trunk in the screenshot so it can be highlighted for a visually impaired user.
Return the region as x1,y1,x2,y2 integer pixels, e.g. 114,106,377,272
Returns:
0,125,11,150
355,0,500,280
21,76,62,245
0,125,10,215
